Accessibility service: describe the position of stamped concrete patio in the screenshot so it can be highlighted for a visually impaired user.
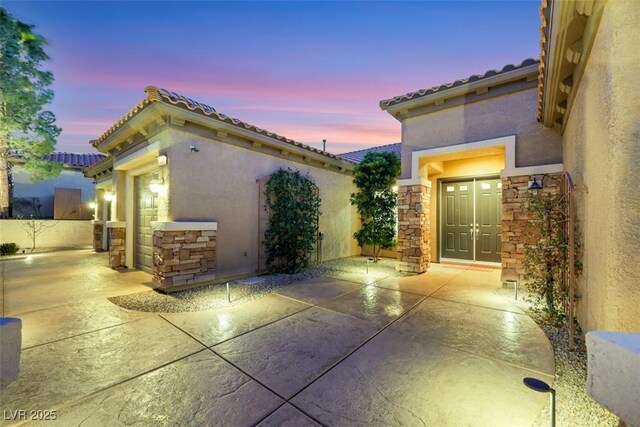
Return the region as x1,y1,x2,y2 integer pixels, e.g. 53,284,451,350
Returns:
1,250,554,426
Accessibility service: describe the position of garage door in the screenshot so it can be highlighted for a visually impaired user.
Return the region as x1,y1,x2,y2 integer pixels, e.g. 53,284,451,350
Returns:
135,172,158,273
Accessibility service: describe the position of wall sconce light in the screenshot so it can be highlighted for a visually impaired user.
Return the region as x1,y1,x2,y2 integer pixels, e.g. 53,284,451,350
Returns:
149,178,165,193
104,192,115,202
157,155,168,167
528,176,544,190
89,201,97,209
392,186,399,192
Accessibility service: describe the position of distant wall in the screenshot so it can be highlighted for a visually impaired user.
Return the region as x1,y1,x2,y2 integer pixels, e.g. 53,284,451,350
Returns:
11,167,96,218
0,220,93,251
562,0,640,332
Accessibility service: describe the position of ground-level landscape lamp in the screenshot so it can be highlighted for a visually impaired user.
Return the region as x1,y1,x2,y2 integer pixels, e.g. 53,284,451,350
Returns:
523,377,555,427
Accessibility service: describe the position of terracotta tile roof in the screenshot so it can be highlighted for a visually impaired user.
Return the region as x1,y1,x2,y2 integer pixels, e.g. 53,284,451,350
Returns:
10,151,106,168
379,58,539,109
45,152,106,168
92,86,347,163
340,142,401,163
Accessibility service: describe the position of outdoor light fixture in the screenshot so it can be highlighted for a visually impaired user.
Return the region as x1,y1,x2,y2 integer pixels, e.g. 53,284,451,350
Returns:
104,192,114,202
157,155,168,167
528,176,544,190
89,201,97,210
149,178,165,193
392,186,399,192
523,377,556,427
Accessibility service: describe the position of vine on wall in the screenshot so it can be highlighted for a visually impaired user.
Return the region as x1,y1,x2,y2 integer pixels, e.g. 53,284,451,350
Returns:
263,168,321,273
523,191,582,325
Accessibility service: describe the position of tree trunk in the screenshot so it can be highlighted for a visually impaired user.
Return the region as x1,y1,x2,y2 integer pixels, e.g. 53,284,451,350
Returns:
0,143,10,218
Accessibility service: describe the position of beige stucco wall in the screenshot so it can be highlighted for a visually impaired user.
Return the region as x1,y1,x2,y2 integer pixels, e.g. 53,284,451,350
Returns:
164,129,360,278
400,88,562,178
562,0,640,332
0,220,93,251
427,154,505,261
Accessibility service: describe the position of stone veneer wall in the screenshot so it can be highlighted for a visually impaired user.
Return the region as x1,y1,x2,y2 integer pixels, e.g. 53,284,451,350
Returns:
109,227,126,269
93,222,104,252
397,183,430,273
501,173,562,278
153,230,217,290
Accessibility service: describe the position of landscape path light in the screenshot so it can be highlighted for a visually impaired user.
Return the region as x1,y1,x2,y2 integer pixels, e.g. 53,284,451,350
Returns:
523,377,555,427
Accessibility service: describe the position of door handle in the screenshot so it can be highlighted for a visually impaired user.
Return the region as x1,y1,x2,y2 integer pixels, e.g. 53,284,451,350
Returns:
470,227,475,239
475,224,480,240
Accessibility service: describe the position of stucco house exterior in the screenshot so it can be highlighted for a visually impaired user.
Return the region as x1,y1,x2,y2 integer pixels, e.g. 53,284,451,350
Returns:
84,87,359,291
380,0,639,333
10,152,104,219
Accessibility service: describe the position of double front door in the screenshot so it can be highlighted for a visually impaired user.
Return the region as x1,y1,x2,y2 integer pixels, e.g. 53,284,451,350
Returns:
441,177,502,263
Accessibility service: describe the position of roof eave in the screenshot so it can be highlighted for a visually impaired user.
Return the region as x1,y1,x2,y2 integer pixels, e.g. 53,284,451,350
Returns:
162,103,355,171
538,0,608,131
382,64,539,120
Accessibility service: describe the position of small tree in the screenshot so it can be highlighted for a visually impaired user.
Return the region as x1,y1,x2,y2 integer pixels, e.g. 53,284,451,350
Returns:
17,215,57,253
263,168,321,273
523,191,581,323
350,151,400,262
0,8,62,218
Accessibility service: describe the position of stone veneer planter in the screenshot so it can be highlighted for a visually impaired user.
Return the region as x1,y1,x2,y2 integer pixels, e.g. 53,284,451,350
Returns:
106,221,126,269
396,179,430,273
151,221,217,291
501,173,561,279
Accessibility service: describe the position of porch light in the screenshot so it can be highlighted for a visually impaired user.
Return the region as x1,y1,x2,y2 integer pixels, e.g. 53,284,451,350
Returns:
104,192,115,202
149,178,165,193
88,201,97,209
157,155,168,167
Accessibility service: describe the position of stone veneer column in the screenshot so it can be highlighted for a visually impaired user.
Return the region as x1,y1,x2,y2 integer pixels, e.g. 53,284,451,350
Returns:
396,178,431,273
92,220,104,252
107,221,126,269
151,222,218,291
501,173,562,279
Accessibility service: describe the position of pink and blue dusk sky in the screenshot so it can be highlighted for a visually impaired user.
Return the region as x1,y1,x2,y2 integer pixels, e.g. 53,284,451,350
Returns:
5,1,541,155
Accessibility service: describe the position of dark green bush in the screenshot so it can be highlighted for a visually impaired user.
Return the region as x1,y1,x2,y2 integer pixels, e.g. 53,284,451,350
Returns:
263,168,321,273
350,151,400,262
0,243,20,256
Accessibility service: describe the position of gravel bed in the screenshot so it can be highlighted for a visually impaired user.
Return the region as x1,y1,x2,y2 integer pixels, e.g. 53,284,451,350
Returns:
495,288,618,427
109,256,407,313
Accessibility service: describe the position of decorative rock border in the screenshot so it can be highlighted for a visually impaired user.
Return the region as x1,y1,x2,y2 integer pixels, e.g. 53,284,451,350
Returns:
151,221,217,291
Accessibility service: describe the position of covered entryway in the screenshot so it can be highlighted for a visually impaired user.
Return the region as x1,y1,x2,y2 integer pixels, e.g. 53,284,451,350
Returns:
441,177,501,263
134,172,158,273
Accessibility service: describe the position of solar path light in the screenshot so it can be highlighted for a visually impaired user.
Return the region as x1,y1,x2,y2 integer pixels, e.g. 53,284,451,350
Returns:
523,377,556,427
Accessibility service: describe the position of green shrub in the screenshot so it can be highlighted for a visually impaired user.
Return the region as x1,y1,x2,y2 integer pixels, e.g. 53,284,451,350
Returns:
0,243,20,256
350,151,400,262
263,168,321,273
